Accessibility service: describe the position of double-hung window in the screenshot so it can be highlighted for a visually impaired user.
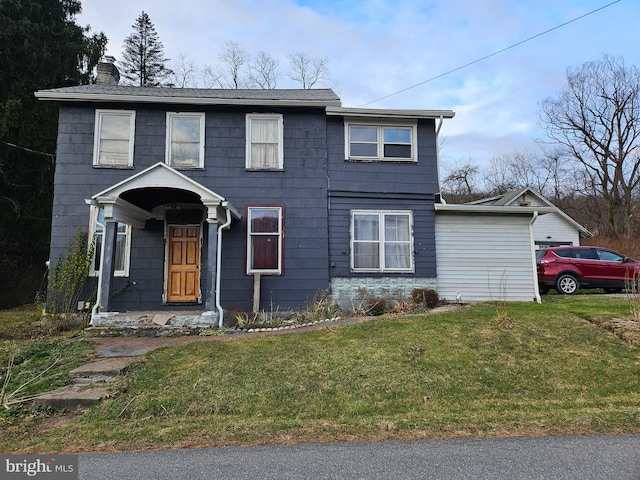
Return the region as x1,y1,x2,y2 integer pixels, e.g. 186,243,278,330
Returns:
246,114,284,170
166,112,205,168
346,123,416,161
93,110,135,167
351,210,413,272
246,206,283,274
89,206,131,277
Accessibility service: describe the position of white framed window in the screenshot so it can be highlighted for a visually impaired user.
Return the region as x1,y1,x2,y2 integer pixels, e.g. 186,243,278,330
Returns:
246,114,284,170
166,112,205,168
351,210,414,272
93,110,135,167
246,206,283,275
89,206,131,277
346,122,416,161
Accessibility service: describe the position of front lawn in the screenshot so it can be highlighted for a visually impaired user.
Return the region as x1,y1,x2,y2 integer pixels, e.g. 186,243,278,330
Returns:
1,296,639,453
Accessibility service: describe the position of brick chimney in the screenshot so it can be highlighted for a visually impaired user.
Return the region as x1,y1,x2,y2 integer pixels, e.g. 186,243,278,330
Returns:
96,56,120,85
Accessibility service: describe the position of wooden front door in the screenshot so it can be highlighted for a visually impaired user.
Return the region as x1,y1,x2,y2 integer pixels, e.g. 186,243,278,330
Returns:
167,225,201,302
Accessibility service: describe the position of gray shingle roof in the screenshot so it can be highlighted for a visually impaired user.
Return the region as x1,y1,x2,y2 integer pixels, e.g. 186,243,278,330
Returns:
35,85,342,107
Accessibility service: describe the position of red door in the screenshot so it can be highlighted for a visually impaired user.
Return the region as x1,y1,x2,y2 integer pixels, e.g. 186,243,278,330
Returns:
167,225,200,302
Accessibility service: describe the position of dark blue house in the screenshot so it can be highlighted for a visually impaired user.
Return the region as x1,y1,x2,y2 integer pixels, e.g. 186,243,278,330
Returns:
36,60,454,328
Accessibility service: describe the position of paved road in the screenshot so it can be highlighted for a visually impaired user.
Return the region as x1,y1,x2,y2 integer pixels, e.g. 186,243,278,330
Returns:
79,434,640,479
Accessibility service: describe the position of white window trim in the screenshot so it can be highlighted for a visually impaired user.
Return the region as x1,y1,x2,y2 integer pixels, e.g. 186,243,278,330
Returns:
344,120,417,162
246,206,284,275
245,113,284,170
350,210,414,273
93,109,135,167
165,112,205,168
88,206,132,277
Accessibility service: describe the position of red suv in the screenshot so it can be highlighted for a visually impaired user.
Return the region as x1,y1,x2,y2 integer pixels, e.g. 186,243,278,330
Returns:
536,246,640,294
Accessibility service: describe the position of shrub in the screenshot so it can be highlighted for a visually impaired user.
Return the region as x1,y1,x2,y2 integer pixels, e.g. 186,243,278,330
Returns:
46,230,93,329
411,288,439,309
364,298,388,316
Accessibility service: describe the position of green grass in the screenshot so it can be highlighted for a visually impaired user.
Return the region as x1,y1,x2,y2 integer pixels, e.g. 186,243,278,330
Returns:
1,297,639,453
0,306,95,424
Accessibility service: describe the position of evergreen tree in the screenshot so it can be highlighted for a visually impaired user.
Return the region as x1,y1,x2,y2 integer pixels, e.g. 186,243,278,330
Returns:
0,0,106,308
120,12,173,86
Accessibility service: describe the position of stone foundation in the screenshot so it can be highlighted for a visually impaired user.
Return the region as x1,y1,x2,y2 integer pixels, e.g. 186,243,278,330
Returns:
330,277,437,310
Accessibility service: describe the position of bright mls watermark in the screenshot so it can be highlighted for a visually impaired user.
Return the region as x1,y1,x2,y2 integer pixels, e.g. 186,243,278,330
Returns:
2,455,78,479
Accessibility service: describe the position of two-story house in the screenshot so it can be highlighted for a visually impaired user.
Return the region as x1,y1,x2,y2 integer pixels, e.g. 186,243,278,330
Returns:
35,60,455,328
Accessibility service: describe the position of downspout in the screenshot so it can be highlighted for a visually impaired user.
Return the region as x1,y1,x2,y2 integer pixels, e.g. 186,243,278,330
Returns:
530,211,541,303
216,202,232,328
435,115,446,204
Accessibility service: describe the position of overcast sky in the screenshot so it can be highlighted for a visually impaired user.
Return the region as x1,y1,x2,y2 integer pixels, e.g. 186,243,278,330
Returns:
76,0,638,169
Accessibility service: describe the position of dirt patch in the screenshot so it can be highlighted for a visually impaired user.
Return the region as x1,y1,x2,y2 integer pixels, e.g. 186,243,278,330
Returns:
591,316,640,346
32,410,82,434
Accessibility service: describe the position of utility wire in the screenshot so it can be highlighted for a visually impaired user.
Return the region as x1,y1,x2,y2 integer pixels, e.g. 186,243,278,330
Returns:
358,0,622,107
0,139,55,159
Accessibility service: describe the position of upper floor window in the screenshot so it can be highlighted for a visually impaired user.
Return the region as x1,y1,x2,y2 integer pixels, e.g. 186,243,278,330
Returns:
246,114,284,170
351,210,414,272
246,206,283,275
166,112,205,168
346,122,416,161
93,110,135,167
89,206,131,277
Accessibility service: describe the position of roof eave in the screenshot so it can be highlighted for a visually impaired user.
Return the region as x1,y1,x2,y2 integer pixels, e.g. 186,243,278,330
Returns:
326,106,455,119
34,90,342,107
435,204,557,215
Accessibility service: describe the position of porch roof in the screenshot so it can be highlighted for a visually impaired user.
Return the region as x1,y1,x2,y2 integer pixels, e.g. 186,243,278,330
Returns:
88,162,241,227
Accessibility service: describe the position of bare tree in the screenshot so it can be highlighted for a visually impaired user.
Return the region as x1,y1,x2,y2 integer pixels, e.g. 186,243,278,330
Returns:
169,52,197,88
200,64,222,88
287,51,330,88
217,41,250,89
540,54,640,237
248,51,280,89
120,11,173,86
441,162,480,201
482,155,518,195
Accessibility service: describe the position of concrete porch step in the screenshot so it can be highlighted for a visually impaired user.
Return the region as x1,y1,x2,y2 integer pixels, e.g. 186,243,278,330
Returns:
85,324,217,337
35,384,112,411
35,357,140,410
68,357,141,384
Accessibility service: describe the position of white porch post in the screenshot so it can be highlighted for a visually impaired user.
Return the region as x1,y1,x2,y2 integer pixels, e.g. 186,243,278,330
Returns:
97,219,118,312
204,220,218,312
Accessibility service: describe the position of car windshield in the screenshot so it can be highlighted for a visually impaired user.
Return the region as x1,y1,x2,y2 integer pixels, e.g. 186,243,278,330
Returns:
535,250,546,260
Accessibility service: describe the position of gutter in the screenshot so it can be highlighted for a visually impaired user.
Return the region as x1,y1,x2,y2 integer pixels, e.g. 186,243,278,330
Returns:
216,202,233,328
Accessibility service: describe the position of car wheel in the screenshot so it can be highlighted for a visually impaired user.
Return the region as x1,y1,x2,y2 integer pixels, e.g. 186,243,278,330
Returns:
555,274,579,295
603,288,622,294
539,286,549,295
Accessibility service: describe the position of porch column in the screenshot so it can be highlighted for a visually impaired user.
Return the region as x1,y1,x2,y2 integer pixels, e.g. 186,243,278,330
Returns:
204,220,218,311
97,219,118,312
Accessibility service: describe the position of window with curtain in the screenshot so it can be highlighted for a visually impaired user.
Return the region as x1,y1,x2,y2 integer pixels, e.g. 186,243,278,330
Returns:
166,112,205,168
246,114,283,169
346,123,416,161
89,206,131,277
246,206,283,274
351,210,413,272
93,110,135,167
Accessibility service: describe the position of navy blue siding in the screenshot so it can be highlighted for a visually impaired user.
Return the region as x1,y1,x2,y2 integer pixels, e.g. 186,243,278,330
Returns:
50,103,439,314
50,105,330,312
326,116,438,280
